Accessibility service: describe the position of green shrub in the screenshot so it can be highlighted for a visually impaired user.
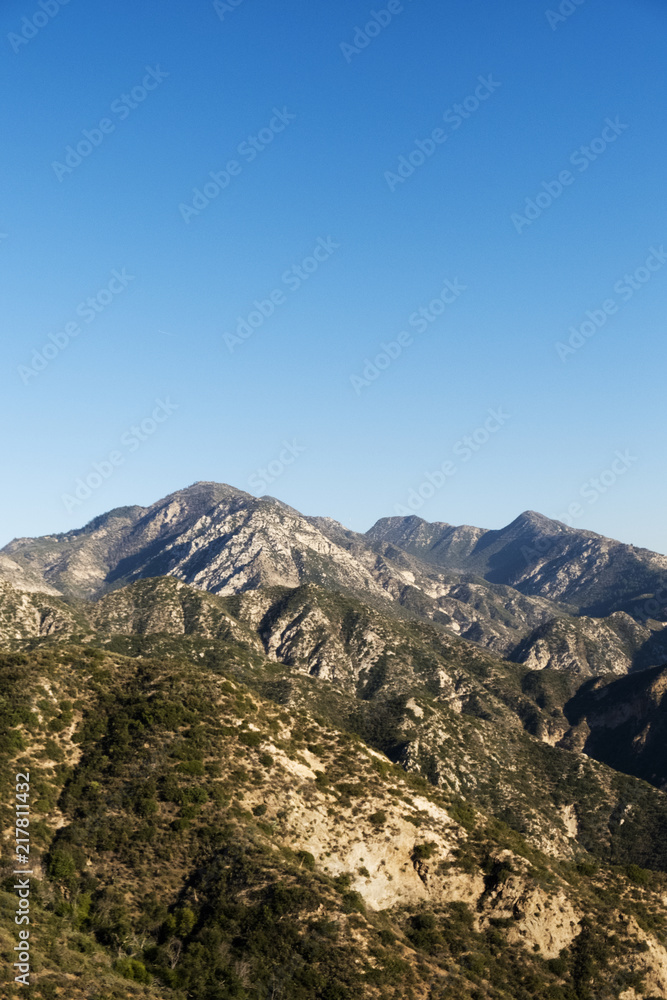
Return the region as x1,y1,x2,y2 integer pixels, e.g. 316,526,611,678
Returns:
626,864,651,885
174,906,196,937
336,782,365,798
407,912,443,954
464,952,487,976
548,955,568,977
238,730,262,747
342,890,366,914
413,842,437,862
448,798,477,830
115,958,150,983
187,786,209,804
47,850,77,884
177,760,205,776
72,933,96,954
135,797,158,817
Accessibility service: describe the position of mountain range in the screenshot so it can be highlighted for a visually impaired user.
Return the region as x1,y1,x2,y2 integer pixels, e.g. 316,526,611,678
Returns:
2,483,667,998
3,481,667,677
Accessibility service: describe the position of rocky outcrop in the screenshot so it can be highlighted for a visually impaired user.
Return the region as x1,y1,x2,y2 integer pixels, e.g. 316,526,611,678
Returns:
510,612,666,677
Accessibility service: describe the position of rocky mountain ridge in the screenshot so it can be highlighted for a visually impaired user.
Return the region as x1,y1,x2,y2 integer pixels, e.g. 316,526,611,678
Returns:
3,483,667,679
367,511,667,618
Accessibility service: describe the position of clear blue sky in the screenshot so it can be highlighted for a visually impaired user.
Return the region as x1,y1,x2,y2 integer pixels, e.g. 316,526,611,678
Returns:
1,0,666,551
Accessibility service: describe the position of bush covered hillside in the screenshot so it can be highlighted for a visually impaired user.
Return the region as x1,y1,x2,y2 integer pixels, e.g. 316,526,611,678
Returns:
2,638,667,999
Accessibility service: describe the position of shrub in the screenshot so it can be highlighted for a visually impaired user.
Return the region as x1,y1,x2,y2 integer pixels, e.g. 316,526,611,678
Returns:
342,890,366,914
296,850,316,870
177,760,205,776
464,952,487,976
187,786,209,804
135,797,158,817
115,958,150,983
626,864,651,885
47,850,77,884
174,906,196,937
238,731,262,748
413,842,437,862
407,912,442,954
336,782,365,798
448,798,477,830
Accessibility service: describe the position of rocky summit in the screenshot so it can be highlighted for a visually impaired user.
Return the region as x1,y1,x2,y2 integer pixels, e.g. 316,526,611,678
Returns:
2,483,667,999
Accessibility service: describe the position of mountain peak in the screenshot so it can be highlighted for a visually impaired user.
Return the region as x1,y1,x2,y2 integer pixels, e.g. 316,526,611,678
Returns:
162,480,252,502
508,510,565,532
142,481,255,519
366,514,427,534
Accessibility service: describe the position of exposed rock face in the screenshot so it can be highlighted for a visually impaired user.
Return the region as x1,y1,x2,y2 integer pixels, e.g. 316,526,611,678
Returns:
2,504,146,599
480,870,581,959
0,552,62,594
0,581,86,643
623,915,667,996
510,612,667,676
2,485,402,602
261,748,462,911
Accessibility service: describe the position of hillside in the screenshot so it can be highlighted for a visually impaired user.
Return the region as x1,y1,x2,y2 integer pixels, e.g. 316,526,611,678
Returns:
3,642,667,999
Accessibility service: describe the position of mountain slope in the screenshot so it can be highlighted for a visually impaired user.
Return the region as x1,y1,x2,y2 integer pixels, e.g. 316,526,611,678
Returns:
562,664,667,790
4,488,667,995
1,484,248,600
4,573,667,811
0,552,62,595
509,611,667,677
367,511,667,618
5,483,667,678
3,643,667,998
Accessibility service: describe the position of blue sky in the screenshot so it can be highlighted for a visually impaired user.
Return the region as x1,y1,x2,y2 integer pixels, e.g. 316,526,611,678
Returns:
1,0,666,551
